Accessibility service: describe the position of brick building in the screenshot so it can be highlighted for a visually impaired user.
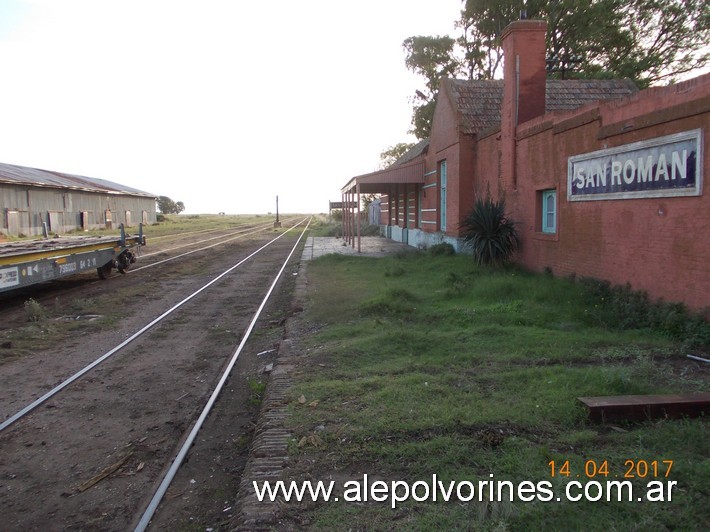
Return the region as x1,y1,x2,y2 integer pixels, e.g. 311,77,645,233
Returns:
341,20,709,309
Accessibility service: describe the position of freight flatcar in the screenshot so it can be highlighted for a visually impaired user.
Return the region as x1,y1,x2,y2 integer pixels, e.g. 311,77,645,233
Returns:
0,224,145,293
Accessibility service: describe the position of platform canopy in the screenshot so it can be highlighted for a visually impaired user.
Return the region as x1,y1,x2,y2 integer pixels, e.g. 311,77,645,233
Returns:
341,159,425,195
339,145,427,254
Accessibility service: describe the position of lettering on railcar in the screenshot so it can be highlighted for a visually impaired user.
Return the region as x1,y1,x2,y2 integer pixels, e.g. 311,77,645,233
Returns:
58,262,77,274
0,267,20,288
78,258,97,270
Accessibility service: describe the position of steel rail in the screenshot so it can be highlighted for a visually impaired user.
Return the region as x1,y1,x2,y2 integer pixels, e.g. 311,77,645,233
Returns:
145,216,297,243
0,217,309,433
134,217,312,532
139,224,267,258
129,222,281,272
144,223,257,243
139,218,298,258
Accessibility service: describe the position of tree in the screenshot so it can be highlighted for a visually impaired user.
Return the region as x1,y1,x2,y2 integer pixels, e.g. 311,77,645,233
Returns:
404,0,709,137
458,0,709,86
456,0,519,79
366,142,418,213
157,196,186,214
378,142,416,169
402,35,460,139
361,194,378,212
602,0,709,86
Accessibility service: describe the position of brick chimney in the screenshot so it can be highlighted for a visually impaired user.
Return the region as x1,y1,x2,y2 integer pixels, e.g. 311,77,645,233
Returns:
500,19,547,191
502,19,547,125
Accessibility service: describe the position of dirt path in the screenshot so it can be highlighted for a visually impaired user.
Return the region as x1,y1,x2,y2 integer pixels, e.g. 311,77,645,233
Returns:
0,229,304,530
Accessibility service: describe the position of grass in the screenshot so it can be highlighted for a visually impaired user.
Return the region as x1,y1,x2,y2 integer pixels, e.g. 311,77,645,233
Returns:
307,214,381,238
142,213,278,239
247,377,267,406
5,213,282,242
284,252,709,531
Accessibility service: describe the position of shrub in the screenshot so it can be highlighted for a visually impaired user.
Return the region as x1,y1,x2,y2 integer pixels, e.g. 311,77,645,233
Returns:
460,196,520,266
360,288,418,317
360,223,381,236
384,265,405,277
428,242,455,256
24,298,47,322
580,278,710,349
444,271,468,297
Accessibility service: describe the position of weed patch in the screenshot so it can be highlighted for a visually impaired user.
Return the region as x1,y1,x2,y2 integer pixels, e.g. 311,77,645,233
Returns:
285,253,708,530
580,278,710,349
24,298,47,322
428,242,456,256
360,288,419,318
247,378,266,406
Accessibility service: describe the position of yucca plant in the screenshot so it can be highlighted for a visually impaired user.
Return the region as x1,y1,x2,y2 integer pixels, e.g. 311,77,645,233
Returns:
460,196,520,266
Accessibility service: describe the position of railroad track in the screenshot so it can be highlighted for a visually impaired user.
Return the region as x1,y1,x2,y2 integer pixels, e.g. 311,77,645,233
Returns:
0,216,311,530
132,218,302,275
0,215,301,315
138,216,302,260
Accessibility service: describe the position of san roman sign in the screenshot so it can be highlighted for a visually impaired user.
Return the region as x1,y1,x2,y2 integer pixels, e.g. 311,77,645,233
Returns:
568,129,703,201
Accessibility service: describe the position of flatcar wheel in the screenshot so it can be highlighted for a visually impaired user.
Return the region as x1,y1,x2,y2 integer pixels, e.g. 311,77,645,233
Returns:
97,261,113,279
117,251,133,274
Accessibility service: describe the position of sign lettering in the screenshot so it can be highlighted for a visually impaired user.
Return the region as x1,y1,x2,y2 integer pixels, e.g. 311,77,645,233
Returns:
568,130,702,201
329,201,357,209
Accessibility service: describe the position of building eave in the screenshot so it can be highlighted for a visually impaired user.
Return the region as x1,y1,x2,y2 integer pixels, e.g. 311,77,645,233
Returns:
341,160,425,195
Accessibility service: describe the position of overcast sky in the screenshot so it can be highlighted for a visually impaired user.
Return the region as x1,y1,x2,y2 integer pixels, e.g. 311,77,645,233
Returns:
0,0,463,214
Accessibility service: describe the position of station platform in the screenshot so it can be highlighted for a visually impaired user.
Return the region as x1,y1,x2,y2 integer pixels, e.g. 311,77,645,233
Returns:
301,236,410,261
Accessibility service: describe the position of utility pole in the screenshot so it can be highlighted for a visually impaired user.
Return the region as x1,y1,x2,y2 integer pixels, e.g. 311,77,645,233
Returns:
273,195,281,228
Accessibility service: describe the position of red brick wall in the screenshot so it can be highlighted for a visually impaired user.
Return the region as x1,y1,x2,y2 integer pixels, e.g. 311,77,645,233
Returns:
425,80,481,237
476,74,710,309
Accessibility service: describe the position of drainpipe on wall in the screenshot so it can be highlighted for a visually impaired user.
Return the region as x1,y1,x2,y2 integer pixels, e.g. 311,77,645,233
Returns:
501,20,547,194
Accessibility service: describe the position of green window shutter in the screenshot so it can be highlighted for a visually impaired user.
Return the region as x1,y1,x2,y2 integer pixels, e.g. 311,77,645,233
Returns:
440,160,447,231
542,190,556,234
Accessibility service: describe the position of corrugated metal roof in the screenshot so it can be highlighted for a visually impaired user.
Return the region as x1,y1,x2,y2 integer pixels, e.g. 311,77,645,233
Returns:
0,161,156,198
342,160,425,194
447,78,638,135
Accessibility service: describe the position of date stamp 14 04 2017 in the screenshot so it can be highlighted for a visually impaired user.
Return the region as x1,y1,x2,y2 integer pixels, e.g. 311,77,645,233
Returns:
549,459,673,479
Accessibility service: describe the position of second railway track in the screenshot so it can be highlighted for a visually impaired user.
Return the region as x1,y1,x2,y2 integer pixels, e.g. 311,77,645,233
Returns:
0,217,310,530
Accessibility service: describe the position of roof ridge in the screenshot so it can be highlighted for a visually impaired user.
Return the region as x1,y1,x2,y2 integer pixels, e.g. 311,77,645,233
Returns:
0,161,155,197
442,77,636,135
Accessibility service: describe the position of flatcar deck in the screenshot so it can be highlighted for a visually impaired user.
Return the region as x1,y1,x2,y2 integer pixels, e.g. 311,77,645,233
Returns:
0,225,144,292
0,235,130,263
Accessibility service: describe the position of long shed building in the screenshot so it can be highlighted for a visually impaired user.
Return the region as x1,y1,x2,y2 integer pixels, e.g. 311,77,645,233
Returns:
1,162,156,237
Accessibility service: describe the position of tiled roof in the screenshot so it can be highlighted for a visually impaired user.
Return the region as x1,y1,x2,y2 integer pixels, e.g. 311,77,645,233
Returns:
392,138,429,167
0,161,155,197
448,79,505,134
546,79,638,111
447,78,638,135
